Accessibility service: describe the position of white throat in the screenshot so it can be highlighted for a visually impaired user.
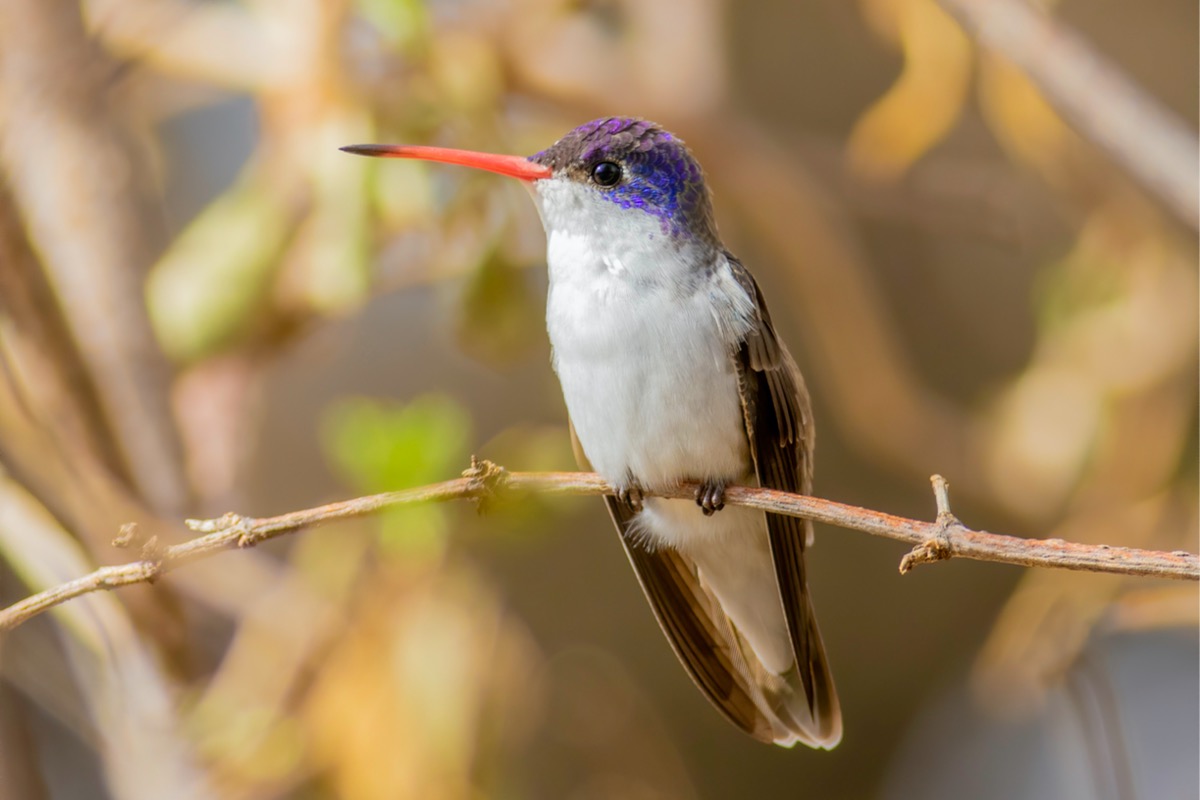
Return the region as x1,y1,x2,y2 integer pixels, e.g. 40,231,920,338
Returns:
531,176,713,287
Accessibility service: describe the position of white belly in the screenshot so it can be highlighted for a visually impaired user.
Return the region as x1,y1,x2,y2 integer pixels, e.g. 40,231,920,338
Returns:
547,261,751,491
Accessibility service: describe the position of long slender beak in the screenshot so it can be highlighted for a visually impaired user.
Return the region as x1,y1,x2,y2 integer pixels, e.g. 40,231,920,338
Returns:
339,144,552,182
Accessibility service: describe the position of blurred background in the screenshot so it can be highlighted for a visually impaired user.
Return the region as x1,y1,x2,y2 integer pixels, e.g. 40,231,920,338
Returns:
0,1,1196,798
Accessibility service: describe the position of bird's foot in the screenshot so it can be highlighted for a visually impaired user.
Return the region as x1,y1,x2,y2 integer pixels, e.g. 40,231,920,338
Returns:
695,481,727,516
617,484,644,512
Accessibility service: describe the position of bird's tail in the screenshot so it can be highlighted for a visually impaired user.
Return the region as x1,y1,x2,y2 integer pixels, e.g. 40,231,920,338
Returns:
755,589,841,749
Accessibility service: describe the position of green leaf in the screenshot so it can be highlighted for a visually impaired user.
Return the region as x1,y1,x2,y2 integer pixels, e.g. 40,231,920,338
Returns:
321,394,472,556
296,116,374,315
146,169,288,362
355,0,431,54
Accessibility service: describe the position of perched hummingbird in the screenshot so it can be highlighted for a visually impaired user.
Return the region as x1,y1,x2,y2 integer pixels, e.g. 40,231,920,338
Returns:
342,117,841,748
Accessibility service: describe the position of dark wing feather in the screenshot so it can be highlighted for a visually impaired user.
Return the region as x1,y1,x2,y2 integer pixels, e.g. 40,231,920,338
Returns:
604,497,781,741
728,253,842,743
569,424,785,742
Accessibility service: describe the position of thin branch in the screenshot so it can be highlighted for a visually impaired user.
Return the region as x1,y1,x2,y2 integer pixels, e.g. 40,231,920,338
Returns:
934,0,1200,229
1,462,1196,633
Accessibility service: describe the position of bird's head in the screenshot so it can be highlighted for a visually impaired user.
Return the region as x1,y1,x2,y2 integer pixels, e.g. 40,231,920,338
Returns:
342,117,719,249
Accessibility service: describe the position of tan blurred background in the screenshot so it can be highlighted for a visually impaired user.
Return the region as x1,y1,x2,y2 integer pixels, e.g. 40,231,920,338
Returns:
0,1,1196,798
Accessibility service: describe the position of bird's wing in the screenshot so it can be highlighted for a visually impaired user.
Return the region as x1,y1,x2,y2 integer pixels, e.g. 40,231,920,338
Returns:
569,423,790,743
728,252,843,747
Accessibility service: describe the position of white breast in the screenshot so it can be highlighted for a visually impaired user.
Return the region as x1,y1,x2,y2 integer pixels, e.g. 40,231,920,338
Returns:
534,177,757,491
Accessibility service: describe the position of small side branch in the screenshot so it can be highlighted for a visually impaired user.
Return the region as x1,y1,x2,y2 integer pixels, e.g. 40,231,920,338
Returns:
899,475,958,574
1,463,1196,633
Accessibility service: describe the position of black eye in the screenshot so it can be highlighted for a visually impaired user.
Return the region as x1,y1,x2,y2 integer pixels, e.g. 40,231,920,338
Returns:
591,161,622,187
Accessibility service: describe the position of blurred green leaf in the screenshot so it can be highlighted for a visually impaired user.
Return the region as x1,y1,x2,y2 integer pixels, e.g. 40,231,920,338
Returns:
372,158,436,226
1033,246,1124,334
146,170,288,362
455,248,542,367
356,0,431,54
297,114,374,315
321,394,472,555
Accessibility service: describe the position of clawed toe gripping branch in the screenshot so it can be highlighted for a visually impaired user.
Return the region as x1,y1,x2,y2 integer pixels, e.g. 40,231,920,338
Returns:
1,460,1196,632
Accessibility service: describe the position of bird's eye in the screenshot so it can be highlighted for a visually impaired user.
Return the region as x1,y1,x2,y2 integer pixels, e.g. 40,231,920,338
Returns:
591,161,622,187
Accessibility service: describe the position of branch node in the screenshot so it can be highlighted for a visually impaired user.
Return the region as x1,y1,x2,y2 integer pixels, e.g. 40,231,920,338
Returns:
185,512,241,534
900,476,961,574
899,534,955,574
139,536,165,582
139,535,162,562
185,512,258,546
112,522,140,549
462,456,509,513
231,516,259,547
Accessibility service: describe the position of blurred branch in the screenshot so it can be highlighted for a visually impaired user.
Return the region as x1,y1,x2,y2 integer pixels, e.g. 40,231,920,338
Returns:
0,0,190,514
2,461,1196,633
790,132,1069,247
934,0,1200,229
87,0,283,91
691,118,988,497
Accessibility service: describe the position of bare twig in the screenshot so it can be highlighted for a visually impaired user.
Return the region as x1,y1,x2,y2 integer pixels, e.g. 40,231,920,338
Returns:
899,475,959,573
1,462,1196,633
934,0,1200,228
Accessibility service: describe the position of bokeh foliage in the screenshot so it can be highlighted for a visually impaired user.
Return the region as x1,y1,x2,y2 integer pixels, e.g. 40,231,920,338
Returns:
0,1,1195,798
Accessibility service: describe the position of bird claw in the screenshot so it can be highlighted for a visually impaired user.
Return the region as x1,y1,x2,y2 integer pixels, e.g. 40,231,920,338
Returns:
617,485,644,512
695,482,727,516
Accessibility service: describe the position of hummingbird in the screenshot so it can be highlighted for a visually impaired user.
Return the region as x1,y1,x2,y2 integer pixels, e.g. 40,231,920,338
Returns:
342,117,841,748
